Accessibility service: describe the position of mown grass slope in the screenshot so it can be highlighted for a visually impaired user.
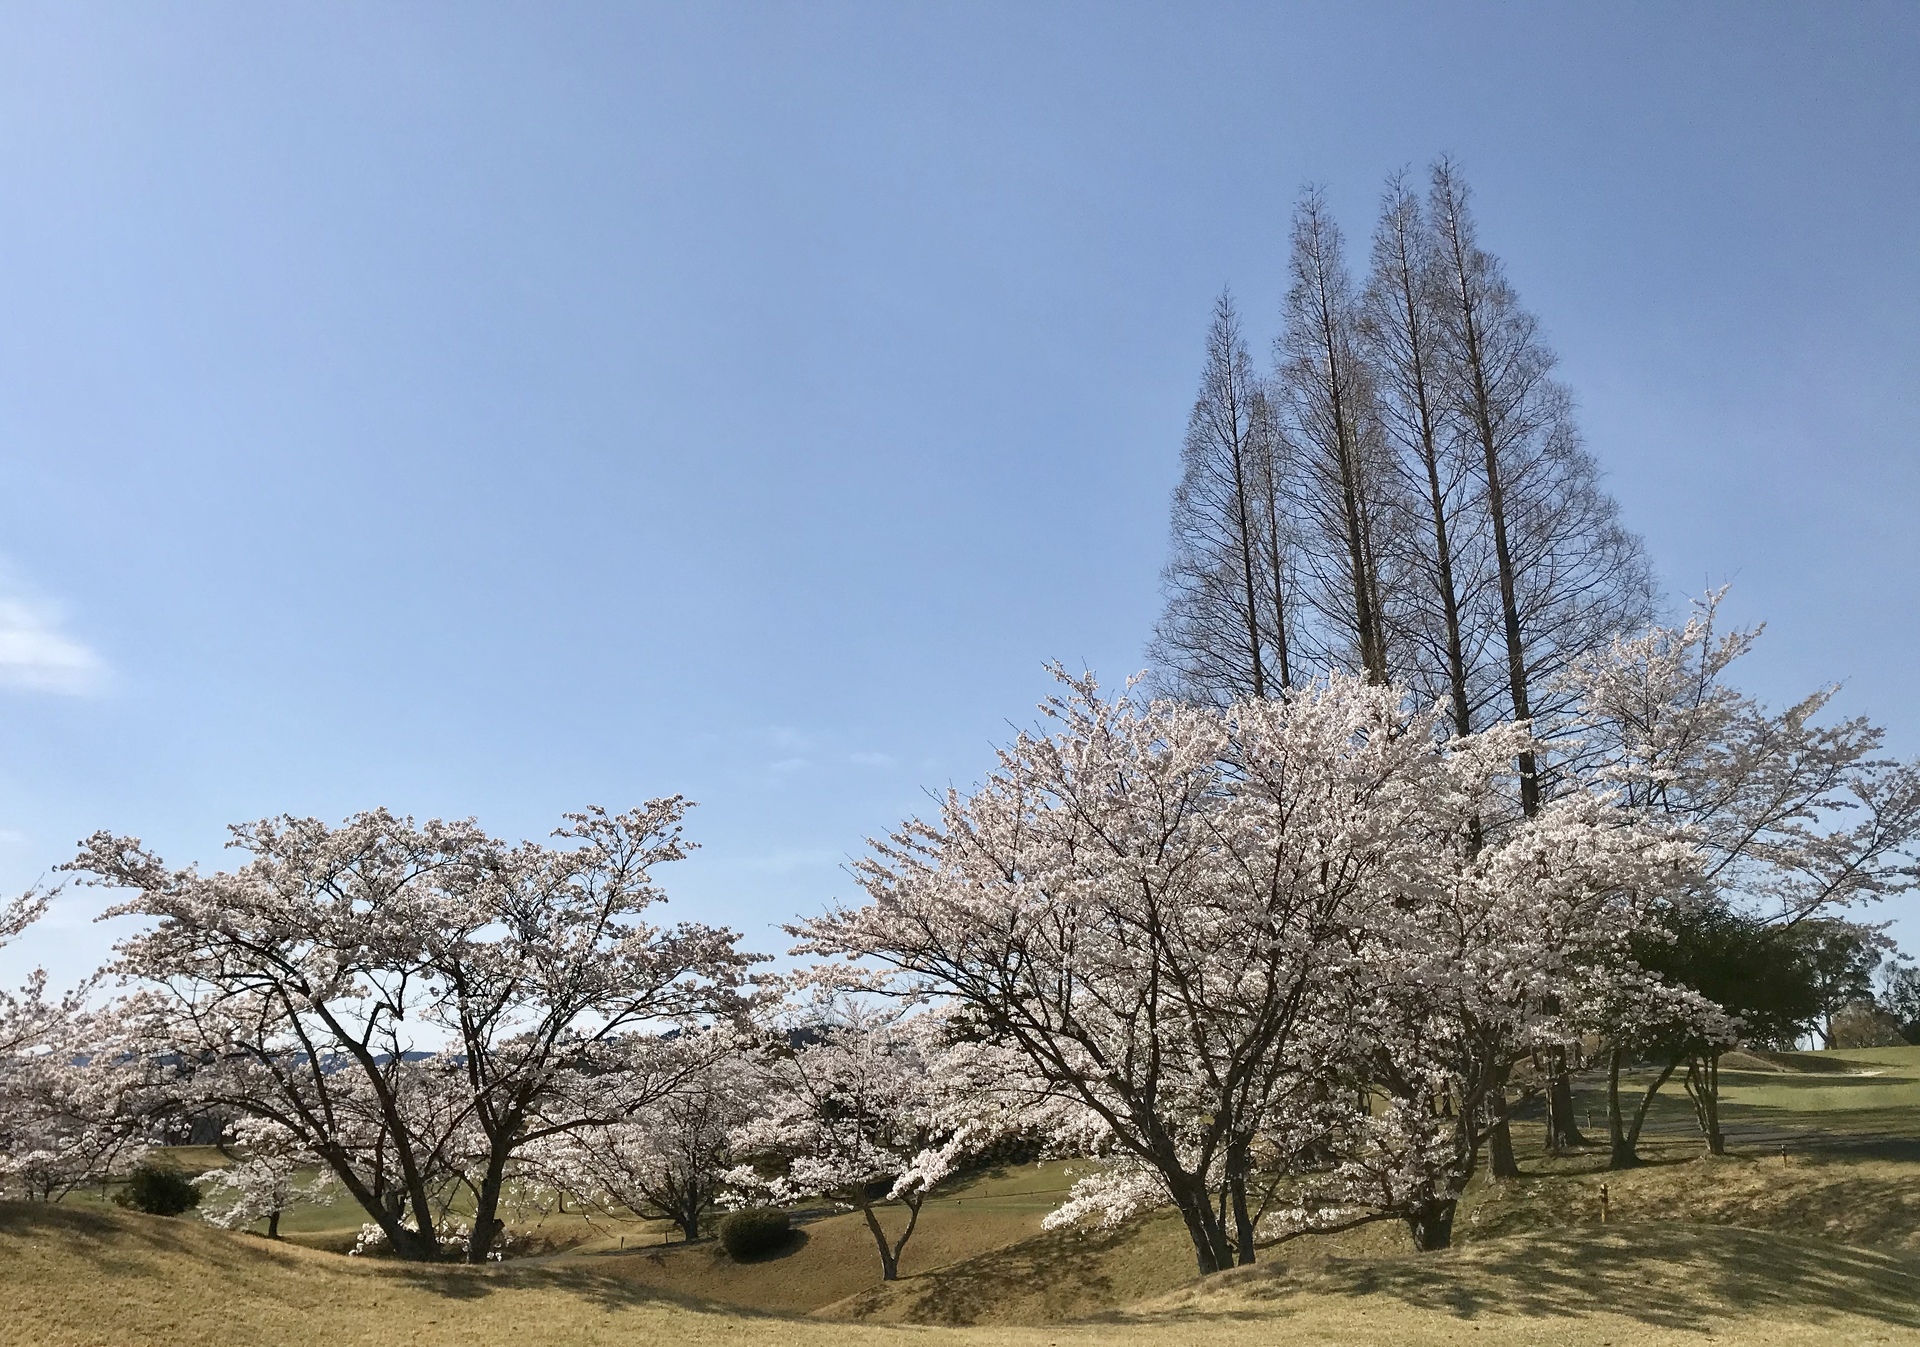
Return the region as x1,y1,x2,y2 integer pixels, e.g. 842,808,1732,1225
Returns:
11,1046,1920,1345
8,1200,1919,1347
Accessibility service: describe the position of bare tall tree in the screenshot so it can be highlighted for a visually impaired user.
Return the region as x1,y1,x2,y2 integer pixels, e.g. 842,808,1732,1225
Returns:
1246,385,1297,691
1427,159,1654,810
1152,292,1295,701
1427,158,1655,1151
1273,190,1393,685
1360,173,1493,738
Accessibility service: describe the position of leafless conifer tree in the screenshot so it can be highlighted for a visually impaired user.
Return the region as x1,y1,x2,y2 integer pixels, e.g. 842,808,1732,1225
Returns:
1360,173,1494,737
1427,158,1655,1150
1272,190,1394,685
1151,292,1295,701
1427,159,1655,809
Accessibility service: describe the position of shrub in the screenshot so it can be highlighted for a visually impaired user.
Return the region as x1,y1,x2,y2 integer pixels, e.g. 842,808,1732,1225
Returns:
718,1207,791,1259
114,1163,202,1217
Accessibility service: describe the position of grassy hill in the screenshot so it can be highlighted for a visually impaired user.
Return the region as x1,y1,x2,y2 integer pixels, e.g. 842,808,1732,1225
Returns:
8,1201,1918,1347
8,1045,1920,1346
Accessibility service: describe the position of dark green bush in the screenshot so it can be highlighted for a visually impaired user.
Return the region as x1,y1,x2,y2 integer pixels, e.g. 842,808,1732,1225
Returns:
718,1207,791,1259
113,1163,202,1217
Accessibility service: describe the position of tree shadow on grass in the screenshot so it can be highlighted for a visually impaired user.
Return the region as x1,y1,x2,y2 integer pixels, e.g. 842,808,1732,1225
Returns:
390,1260,789,1314
827,1215,1184,1326
726,1228,810,1264
0,1200,784,1319
1159,1224,1920,1334
1,1198,299,1284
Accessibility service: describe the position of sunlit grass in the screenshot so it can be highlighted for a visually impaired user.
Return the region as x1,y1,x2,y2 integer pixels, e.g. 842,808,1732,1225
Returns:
9,1045,1920,1346
8,1200,1917,1347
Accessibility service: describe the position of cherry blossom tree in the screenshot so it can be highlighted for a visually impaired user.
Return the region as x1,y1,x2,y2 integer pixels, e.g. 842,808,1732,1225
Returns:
799,670,1691,1267
68,801,759,1262
1558,592,1920,1158
1321,767,1689,1247
799,673,1398,1273
524,1029,763,1241
0,887,150,1202
195,1118,334,1238
728,999,995,1281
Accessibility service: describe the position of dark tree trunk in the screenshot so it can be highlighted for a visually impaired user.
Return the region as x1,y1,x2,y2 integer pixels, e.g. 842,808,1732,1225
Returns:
266,1210,280,1240
1406,1198,1457,1251
1612,1053,1681,1170
857,1199,899,1280
1487,1116,1519,1179
467,1147,512,1264
1170,1174,1237,1275
857,1192,926,1282
1606,1047,1636,1169
1230,440,1268,701
1443,216,1541,819
1544,1047,1587,1151
1228,1152,1257,1266
1486,1067,1520,1179
369,1186,440,1261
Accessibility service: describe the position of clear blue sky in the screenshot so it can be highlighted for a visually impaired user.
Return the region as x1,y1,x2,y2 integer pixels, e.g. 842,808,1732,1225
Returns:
2,2,1917,986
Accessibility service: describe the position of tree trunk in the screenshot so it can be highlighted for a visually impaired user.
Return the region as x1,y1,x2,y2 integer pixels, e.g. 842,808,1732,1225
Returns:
1613,1053,1681,1170
857,1199,901,1281
1231,443,1268,701
857,1192,925,1282
1544,1047,1587,1151
1487,1115,1519,1179
1606,1047,1635,1169
1258,451,1294,691
1685,1052,1726,1156
1486,1067,1520,1179
343,1172,436,1262
266,1210,280,1240
1396,245,1474,740
1443,212,1540,819
1228,1149,1257,1266
467,1149,512,1264
1406,1198,1457,1251
1170,1174,1236,1275
371,1186,439,1262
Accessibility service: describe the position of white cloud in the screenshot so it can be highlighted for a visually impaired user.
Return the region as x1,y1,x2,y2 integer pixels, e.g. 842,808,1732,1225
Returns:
848,750,896,769
0,594,107,695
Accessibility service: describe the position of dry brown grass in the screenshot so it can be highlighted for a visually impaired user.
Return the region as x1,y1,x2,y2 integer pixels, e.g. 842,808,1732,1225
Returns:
7,1200,1920,1347
818,1209,1200,1324
13,1047,1920,1346
569,1200,1044,1313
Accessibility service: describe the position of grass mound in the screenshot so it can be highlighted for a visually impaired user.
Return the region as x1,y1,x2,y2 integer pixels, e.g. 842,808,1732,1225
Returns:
9,1194,1920,1346
1462,1147,1920,1252
817,1210,1199,1325
0,1201,946,1347
12,1049,1920,1346
1144,1222,1920,1343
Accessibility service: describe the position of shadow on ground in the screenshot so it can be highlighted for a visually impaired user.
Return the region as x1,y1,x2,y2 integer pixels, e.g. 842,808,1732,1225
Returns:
0,1200,783,1319
1157,1223,1920,1334
822,1212,1191,1326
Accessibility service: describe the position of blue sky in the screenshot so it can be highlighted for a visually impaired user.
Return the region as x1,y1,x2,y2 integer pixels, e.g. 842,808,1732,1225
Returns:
2,2,1917,986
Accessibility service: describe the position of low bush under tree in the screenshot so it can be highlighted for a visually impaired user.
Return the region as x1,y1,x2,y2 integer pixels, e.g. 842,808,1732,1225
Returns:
717,1207,790,1259
114,1163,202,1217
